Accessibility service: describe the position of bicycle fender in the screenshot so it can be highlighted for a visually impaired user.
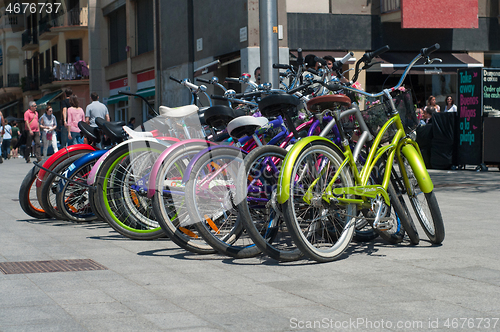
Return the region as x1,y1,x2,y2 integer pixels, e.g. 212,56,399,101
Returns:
182,145,247,183
401,144,434,193
86,137,169,186
277,136,344,204
58,149,108,192
147,139,218,198
36,144,96,187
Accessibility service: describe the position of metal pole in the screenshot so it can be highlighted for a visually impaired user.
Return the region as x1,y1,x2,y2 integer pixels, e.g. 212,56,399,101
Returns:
259,0,279,88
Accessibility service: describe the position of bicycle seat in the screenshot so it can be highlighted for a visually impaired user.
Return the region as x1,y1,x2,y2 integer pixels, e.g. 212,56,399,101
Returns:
122,125,154,138
306,94,351,113
184,106,208,127
258,94,300,118
227,116,269,139
78,121,101,144
159,105,199,118
101,121,126,144
204,105,243,130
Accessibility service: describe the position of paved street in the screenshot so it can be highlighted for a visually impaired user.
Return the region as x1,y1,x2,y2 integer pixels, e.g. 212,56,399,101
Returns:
1,157,500,331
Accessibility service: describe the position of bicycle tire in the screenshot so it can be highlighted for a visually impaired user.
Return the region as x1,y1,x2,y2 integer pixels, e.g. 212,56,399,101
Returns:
94,142,167,240
282,141,356,263
186,147,261,258
151,142,216,253
39,155,83,220
237,145,303,261
19,166,50,219
56,158,99,222
400,157,445,244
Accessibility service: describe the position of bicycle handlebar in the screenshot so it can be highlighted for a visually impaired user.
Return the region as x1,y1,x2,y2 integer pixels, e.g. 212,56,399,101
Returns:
169,76,182,84
273,64,291,70
420,43,440,57
196,77,211,84
361,45,390,63
297,48,303,66
339,51,354,64
225,77,240,84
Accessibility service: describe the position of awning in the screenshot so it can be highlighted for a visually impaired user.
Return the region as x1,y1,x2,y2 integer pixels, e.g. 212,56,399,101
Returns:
290,50,356,64
134,87,155,99
36,90,64,109
373,52,483,75
0,100,19,113
106,94,128,105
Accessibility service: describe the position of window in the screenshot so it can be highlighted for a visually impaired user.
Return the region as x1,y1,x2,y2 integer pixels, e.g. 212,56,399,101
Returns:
136,0,154,55
108,6,127,64
114,100,128,122
66,39,82,63
51,44,57,62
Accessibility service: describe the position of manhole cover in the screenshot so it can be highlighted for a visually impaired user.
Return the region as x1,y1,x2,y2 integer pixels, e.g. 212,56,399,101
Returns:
0,259,108,274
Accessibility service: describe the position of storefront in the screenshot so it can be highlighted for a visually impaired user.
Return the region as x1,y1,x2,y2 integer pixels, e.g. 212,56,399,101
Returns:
104,77,130,122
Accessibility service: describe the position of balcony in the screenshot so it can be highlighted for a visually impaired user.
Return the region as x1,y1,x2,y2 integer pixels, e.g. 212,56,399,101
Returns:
0,14,24,32
39,7,88,39
8,74,20,87
39,62,90,89
21,30,38,51
380,0,401,22
22,76,39,92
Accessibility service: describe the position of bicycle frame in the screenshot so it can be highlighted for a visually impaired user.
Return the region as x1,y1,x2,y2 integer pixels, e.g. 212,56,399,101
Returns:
277,50,436,206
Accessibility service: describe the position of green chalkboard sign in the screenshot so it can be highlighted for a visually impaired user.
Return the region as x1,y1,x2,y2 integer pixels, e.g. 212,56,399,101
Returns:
457,68,482,165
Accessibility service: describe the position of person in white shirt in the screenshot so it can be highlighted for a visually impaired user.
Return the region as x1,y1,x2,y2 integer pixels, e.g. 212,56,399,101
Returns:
444,95,457,112
39,104,58,158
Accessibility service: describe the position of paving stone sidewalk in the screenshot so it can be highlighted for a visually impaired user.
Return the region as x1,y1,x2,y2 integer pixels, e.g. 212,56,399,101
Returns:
1,158,499,331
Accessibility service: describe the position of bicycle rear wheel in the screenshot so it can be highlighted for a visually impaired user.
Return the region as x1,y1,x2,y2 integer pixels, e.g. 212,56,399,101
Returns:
237,145,303,261
282,141,356,263
39,155,83,220
19,166,50,219
56,158,99,222
186,147,260,259
94,142,167,240
151,142,216,254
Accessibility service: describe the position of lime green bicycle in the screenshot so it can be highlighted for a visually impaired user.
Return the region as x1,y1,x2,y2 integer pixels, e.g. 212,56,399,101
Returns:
277,44,445,262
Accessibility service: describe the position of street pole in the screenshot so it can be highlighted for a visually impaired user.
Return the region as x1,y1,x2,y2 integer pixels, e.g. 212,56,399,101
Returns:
259,0,279,89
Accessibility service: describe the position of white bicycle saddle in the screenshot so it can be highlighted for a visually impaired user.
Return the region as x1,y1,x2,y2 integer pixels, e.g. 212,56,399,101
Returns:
159,105,199,118
123,125,154,138
227,116,269,138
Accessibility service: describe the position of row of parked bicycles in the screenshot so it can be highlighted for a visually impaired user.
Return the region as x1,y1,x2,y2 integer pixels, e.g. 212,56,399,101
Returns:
19,44,445,263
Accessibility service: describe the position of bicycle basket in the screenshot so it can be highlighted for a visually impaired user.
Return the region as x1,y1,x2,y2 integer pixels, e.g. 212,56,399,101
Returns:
362,90,418,142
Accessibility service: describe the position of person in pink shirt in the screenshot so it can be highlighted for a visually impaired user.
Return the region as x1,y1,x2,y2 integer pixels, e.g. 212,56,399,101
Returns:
24,101,42,163
67,95,85,145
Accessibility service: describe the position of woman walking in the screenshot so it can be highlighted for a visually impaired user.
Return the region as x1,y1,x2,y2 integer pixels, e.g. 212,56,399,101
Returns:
67,95,85,145
39,104,59,157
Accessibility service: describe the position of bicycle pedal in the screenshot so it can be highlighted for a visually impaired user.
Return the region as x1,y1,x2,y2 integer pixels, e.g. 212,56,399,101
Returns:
374,217,392,231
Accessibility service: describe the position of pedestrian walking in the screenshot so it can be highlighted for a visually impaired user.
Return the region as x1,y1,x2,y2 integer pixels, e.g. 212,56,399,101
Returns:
67,95,85,146
1,122,12,160
127,117,136,129
39,104,59,158
10,121,20,158
0,109,4,163
24,101,42,163
61,88,72,147
85,92,110,127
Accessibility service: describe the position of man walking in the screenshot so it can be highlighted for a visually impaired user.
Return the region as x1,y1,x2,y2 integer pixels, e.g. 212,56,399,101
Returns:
24,101,42,163
86,92,110,127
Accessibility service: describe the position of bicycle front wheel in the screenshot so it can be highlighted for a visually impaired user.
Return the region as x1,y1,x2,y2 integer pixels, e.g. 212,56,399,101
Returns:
400,156,445,244
282,141,356,263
